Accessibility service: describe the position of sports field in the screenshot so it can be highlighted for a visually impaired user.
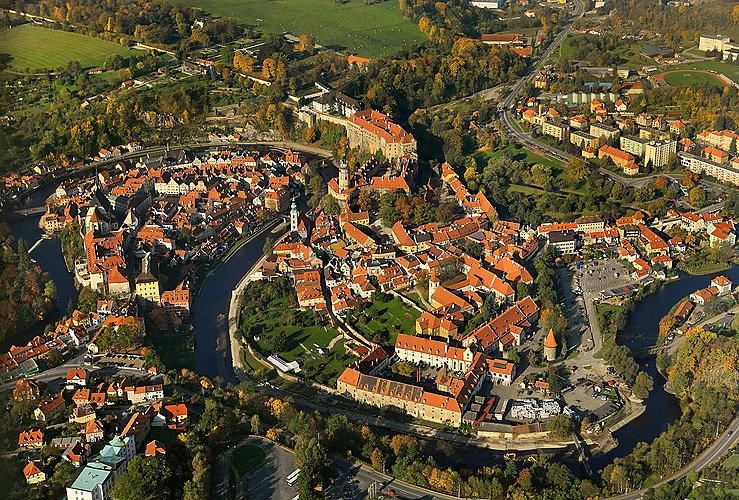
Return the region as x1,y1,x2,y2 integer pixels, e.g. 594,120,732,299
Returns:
661,70,728,88
0,24,135,71
172,0,424,57
675,60,739,85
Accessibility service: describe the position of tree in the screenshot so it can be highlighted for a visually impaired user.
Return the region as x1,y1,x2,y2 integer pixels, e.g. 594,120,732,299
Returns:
112,456,173,500
370,447,385,472
296,33,315,53
232,51,254,73
262,236,274,256
379,193,401,227
321,194,341,216
688,187,706,207
632,371,654,399
580,416,592,435
53,460,76,485
294,436,326,497
251,414,261,435
389,434,417,459
548,414,574,438
44,280,57,303
547,364,564,394
565,158,590,182
94,323,144,353
357,189,378,212
659,315,676,339
680,170,699,188
506,350,522,365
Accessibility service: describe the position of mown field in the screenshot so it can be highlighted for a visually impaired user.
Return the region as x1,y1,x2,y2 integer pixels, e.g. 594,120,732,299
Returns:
172,0,424,57
0,24,136,71
345,295,421,346
661,70,728,88
674,60,739,85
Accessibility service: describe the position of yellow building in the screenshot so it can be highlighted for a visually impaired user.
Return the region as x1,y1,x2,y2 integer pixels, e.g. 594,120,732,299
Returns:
639,127,670,141
571,131,598,150
542,120,569,142
135,272,161,305
346,109,417,161
620,135,648,157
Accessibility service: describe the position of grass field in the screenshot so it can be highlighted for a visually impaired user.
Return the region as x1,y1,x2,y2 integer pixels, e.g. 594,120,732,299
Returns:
724,453,739,469
231,445,266,475
172,0,424,57
474,143,566,172
346,296,421,346
554,34,652,69
242,296,356,384
661,70,729,88
673,60,739,85
0,24,136,71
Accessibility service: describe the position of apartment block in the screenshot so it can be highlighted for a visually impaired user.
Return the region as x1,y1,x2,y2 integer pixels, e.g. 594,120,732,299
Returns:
589,123,619,143
644,140,677,169
571,130,598,150
542,120,569,142
679,152,739,186
620,135,648,157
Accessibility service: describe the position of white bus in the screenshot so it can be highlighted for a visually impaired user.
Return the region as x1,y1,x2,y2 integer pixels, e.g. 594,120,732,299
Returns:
286,469,301,487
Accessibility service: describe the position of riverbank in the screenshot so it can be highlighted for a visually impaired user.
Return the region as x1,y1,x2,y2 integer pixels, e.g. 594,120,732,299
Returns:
591,266,739,469
678,261,731,276
228,223,289,380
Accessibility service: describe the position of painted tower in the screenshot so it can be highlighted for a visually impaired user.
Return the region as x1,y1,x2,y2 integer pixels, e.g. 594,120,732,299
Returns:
290,198,299,233
338,157,350,193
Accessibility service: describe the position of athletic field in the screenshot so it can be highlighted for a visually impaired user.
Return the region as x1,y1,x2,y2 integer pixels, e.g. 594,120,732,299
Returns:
657,69,731,89
0,24,135,71
172,0,424,57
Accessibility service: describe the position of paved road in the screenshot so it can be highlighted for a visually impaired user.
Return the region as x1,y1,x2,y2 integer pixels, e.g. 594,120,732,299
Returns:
497,0,584,110
241,436,459,500
608,414,739,499
493,0,731,200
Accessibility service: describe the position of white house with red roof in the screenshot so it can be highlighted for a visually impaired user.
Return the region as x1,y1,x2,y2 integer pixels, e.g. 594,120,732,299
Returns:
18,429,44,449
66,368,88,387
710,276,733,296
23,462,46,484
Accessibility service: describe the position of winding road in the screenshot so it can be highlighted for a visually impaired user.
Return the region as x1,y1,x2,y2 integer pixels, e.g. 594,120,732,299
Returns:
493,2,739,496
494,0,730,198
609,415,739,499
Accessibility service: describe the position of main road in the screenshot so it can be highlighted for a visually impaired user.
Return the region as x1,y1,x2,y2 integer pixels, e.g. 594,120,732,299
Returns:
495,0,729,197
608,414,739,499
498,0,585,112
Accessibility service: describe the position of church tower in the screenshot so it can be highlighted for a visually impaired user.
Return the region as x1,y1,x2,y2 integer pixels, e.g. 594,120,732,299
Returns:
338,157,350,193
429,268,440,300
290,198,299,233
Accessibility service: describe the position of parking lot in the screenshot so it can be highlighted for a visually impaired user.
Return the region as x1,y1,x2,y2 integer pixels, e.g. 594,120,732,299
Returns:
562,379,622,420
574,259,633,294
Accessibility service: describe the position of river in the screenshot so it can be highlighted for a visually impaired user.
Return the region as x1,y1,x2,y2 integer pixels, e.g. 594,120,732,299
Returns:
6,174,736,473
590,265,739,470
192,229,276,380
2,185,79,352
